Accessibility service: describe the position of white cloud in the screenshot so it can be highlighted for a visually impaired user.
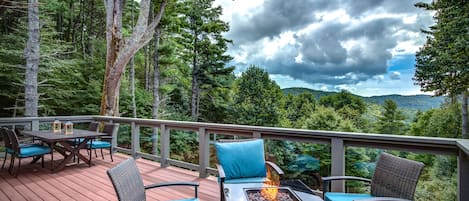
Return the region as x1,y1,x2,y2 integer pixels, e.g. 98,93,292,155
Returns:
217,0,434,96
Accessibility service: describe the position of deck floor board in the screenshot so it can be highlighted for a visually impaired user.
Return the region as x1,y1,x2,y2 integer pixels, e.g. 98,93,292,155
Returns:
0,151,219,201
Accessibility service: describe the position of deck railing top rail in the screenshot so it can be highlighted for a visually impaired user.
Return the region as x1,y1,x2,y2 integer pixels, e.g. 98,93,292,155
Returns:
0,115,467,155
0,115,468,201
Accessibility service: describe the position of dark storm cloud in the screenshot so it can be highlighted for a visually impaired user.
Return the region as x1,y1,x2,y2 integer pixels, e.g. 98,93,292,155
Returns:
228,0,331,44
343,0,385,16
226,0,433,86
262,17,402,85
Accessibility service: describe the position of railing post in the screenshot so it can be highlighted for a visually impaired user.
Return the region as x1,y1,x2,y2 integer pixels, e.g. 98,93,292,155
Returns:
331,138,345,192
31,120,39,131
160,124,170,168
198,127,209,178
131,122,140,158
253,132,261,138
152,127,159,155
111,123,119,153
458,150,469,201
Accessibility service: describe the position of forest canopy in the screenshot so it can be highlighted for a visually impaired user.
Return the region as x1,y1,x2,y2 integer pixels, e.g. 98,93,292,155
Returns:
0,0,467,200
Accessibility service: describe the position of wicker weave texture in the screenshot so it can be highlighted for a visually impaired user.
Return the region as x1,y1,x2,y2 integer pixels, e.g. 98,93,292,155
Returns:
107,158,146,201
370,153,424,200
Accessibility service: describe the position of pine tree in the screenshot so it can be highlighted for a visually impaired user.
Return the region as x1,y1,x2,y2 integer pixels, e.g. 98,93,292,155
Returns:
414,0,469,138
375,100,407,135
176,0,233,121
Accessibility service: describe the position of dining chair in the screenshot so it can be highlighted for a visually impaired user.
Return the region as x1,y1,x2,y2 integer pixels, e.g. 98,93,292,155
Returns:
214,139,284,201
1,127,43,170
107,158,199,201
70,121,100,163
88,122,99,132
87,123,116,162
1,127,12,170
4,128,51,177
322,152,425,201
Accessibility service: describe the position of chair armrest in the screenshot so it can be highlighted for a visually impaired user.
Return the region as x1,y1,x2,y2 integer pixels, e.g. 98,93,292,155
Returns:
355,197,411,201
265,161,284,176
322,176,371,194
100,136,113,142
145,182,199,198
216,164,226,182
322,176,371,183
144,181,199,189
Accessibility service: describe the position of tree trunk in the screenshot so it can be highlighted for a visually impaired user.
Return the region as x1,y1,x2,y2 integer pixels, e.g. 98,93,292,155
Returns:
67,0,75,44
462,90,468,139
191,32,199,121
130,1,136,118
144,45,150,90
100,0,167,116
130,57,136,118
152,27,161,155
24,0,40,117
88,0,94,66
80,0,85,58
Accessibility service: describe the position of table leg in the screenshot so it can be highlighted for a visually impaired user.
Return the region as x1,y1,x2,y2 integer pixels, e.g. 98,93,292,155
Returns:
73,138,93,167
52,142,75,172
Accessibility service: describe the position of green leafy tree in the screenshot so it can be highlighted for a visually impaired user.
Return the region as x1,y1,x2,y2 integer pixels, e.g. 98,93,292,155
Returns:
301,106,358,132
230,65,285,127
319,90,366,115
411,103,461,138
285,93,316,127
375,100,407,134
414,0,469,138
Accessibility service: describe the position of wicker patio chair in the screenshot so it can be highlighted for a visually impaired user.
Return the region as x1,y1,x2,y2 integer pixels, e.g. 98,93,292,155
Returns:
1,127,46,170
87,123,116,161
88,122,99,132
4,128,51,177
214,139,284,201
107,158,199,201
322,152,425,201
1,127,12,169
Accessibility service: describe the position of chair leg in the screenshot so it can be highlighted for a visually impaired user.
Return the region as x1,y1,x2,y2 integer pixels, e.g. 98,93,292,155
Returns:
41,155,44,168
2,152,8,169
220,183,226,201
109,147,113,162
88,148,92,167
15,158,21,177
100,148,104,159
8,156,14,175
94,149,98,158
51,145,54,171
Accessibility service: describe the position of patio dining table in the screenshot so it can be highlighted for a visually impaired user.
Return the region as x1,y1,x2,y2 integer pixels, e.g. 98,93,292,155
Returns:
22,129,106,172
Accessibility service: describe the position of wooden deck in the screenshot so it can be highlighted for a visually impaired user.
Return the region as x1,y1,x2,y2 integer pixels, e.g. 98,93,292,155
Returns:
0,151,220,201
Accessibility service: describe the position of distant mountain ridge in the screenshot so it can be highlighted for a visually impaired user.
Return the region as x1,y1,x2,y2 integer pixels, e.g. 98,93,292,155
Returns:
282,87,445,111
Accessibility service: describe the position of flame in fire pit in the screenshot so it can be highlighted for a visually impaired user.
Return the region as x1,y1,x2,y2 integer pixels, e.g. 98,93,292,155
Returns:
261,168,280,200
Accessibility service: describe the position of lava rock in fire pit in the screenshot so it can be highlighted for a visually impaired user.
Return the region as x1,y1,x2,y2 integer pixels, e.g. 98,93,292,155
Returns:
245,187,301,201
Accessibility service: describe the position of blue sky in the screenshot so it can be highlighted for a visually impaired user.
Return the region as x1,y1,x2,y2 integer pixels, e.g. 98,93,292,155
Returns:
214,0,434,97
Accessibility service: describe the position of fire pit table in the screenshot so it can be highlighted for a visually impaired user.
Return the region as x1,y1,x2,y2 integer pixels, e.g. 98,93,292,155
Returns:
223,180,323,201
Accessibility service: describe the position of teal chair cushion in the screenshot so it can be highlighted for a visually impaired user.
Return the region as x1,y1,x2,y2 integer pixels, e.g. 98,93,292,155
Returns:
67,138,85,145
87,141,111,149
173,198,198,201
18,145,51,158
224,177,267,184
215,139,266,180
325,192,373,201
6,144,40,154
